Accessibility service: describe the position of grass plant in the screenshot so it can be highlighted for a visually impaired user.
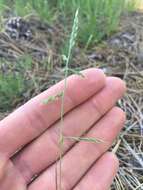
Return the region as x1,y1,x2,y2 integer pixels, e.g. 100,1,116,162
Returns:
43,10,103,190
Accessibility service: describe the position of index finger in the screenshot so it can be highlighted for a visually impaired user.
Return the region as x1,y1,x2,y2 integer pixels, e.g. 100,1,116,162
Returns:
0,68,106,157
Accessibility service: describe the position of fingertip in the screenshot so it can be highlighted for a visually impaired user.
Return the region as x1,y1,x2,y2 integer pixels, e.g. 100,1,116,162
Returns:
74,151,120,190
110,107,126,125
104,152,119,171
107,77,126,96
81,68,106,86
67,68,107,105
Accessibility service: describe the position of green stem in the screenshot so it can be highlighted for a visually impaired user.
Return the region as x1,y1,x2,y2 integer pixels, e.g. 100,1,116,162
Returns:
58,9,79,190
59,49,72,190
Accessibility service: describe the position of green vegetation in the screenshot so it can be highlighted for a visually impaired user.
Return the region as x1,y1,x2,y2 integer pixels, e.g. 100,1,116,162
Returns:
0,70,24,111
58,0,140,45
0,56,32,112
0,0,138,45
14,0,55,21
57,0,126,46
126,0,141,11
0,0,56,21
0,0,139,111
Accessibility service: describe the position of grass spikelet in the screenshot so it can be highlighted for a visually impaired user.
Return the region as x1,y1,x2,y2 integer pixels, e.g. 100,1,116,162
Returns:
64,136,104,143
42,92,63,104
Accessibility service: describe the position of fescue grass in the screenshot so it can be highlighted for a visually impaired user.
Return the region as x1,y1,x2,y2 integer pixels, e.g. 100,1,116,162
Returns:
43,10,80,190
43,10,103,189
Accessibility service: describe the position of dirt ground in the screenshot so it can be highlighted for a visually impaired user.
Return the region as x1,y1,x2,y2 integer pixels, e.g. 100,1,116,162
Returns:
0,11,143,189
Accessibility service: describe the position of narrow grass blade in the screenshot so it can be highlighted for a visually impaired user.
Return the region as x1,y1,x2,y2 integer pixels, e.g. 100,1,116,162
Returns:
64,136,104,143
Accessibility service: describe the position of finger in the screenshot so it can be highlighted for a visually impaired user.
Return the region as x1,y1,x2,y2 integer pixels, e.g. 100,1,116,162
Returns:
28,107,125,190
0,68,106,157
0,160,26,190
13,77,126,182
74,152,119,190
0,154,7,180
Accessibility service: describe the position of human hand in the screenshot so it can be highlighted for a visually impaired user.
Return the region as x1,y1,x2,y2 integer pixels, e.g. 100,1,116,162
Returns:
0,68,126,190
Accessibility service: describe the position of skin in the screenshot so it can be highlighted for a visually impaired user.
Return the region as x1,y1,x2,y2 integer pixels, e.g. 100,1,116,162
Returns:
0,68,126,190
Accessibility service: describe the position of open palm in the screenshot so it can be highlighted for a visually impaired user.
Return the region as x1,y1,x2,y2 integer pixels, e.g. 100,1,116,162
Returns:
0,68,126,190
